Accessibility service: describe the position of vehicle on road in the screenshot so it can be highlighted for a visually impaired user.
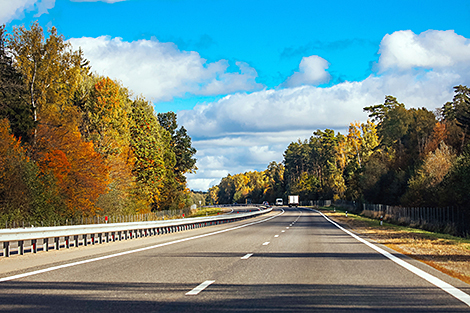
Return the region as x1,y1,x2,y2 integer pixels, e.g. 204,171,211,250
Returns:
275,198,283,206
288,195,299,207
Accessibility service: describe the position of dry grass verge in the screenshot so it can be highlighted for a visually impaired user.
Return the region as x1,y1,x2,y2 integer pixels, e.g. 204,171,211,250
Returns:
319,207,470,284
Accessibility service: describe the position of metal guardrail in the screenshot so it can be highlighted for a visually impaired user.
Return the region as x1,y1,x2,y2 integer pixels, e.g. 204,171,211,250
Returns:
1,206,271,257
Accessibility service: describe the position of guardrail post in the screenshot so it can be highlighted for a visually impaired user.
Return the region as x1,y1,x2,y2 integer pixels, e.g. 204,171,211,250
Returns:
18,240,24,255
3,241,10,257
74,235,78,247
44,238,49,252
32,239,37,253
98,233,103,244
54,237,60,250
83,234,88,246
65,236,70,248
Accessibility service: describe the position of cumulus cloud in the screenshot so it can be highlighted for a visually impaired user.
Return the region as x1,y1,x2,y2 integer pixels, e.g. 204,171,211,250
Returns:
68,36,263,102
186,137,292,191
283,55,331,87
183,29,470,190
0,0,54,24
378,30,470,72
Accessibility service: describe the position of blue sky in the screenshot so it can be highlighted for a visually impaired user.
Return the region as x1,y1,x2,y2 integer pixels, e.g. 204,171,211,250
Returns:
2,0,470,191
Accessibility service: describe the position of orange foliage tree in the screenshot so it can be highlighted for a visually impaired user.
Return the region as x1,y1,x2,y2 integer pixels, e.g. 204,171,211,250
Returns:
37,123,109,217
0,119,62,224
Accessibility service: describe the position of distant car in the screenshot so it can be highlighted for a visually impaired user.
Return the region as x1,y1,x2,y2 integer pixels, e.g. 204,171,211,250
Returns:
262,201,270,206
276,198,283,206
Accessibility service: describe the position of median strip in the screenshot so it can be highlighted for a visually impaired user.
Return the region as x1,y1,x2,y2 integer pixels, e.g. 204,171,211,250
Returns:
186,280,215,295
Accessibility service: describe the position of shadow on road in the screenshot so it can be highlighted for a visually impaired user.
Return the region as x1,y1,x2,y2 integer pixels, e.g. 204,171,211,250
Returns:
1,281,468,312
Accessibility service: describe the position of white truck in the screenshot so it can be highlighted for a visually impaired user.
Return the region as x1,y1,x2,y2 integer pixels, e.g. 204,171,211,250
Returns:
288,195,299,207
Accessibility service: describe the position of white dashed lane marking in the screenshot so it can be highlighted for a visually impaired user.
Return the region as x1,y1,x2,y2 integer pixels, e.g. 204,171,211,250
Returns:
186,280,215,296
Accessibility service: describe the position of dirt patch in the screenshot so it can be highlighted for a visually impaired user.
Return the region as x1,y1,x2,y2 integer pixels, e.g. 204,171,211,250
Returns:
320,209,470,284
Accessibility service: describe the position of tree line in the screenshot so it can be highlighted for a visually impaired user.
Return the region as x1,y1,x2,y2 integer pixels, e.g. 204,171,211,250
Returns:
212,86,470,208
0,23,197,225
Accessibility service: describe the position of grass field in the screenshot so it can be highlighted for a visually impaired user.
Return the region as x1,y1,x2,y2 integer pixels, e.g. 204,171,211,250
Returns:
187,207,223,218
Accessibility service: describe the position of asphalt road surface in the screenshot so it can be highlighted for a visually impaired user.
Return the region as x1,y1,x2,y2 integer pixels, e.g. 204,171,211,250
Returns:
1,207,470,312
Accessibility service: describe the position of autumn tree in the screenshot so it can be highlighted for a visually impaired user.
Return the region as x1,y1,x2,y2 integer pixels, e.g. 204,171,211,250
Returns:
441,85,470,152
402,143,456,206
157,111,196,210
0,25,34,143
338,120,379,201
130,98,168,210
438,144,470,207
0,119,62,224
8,22,82,139
361,96,437,205
263,161,285,202
208,185,219,205
36,121,109,217
157,111,197,183
217,174,236,204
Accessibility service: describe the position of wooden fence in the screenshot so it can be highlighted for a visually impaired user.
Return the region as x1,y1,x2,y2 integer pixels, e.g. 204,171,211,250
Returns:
335,200,470,238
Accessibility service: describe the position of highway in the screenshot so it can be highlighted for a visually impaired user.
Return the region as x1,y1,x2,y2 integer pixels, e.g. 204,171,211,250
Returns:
1,207,470,312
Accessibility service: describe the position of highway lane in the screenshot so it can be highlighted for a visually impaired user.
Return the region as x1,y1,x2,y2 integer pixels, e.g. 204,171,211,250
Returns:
1,207,470,312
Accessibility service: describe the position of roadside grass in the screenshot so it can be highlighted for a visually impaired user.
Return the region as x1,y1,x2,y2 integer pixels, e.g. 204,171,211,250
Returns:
187,207,223,218
318,206,470,284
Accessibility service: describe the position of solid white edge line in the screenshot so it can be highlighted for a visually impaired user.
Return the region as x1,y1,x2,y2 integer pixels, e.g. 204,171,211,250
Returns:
241,253,253,260
186,280,215,295
0,209,285,283
310,208,470,307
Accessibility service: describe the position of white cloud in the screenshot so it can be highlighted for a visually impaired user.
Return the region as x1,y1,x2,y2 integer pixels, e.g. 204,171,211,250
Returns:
378,30,470,72
68,36,263,102
36,0,54,16
0,0,54,24
283,55,331,87
180,81,376,138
